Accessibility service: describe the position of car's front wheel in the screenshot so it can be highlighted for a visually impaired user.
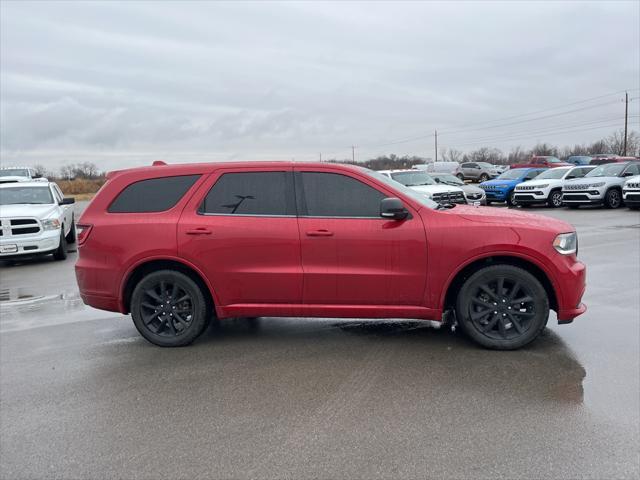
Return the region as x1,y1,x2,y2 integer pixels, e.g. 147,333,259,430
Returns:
604,188,622,209
131,270,210,347
479,173,489,183
548,190,563,208
507,191,517,206
455,265,549,350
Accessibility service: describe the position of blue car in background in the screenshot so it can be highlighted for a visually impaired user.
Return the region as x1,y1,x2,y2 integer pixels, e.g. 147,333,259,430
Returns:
566,155,592,165
480,168,547,206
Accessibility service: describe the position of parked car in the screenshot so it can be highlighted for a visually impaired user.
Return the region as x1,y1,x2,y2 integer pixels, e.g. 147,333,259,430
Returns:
480,168,547,206
622,175,640,210
428,172,486,205
413,161,464,180
75,161,586,350
0,181,76,260
562,161,640,208
378,169,466,204
513,165,595,208
492,164,509,174
566,156,592,166
589,156,637,166
0,166,41,184
511,156,572,169
460,162,501,183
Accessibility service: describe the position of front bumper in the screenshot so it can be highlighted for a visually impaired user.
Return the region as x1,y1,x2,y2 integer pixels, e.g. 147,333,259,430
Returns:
562,189,605,205
622,191,640,207
0,229,60,257
483,189,510,201
556,259,587,322
514,189,551,204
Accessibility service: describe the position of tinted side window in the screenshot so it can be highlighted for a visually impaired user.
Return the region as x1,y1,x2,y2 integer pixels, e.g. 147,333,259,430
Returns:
525,170,541,180
624,164,640,176
299,172,385,218
200,171,294,216
108,175,201,213
574,168,589,178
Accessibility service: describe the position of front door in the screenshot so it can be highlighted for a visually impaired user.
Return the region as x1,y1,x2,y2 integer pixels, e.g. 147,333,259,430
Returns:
294,168,428,306
178,168,302,307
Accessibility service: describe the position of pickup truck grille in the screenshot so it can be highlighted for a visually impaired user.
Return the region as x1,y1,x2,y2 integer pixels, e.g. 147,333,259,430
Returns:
432,192,466,204
0,218,41,237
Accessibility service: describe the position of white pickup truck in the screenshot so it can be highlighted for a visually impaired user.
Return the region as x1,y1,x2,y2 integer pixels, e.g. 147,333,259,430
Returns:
0,181,76,260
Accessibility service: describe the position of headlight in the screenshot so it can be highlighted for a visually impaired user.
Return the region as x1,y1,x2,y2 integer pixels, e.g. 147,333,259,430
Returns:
421,192,433,199
553,232,577,255
42,218,61,230
589,182,605,188
535,184,549,189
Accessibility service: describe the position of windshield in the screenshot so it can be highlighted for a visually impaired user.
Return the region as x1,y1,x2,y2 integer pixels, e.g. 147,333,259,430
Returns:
497,169,527,180
0,168,30,177
586,163,626,178
535,168,570,180
0,186,54,205
364,169,439,209
432,174,464,186
390,171,435,186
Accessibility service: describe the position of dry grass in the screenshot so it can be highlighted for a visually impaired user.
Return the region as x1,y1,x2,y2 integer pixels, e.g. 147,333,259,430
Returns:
57,179,105,199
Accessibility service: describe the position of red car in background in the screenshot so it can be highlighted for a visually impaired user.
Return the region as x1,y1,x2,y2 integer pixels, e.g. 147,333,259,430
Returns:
511,156,572,169
75,161,586,350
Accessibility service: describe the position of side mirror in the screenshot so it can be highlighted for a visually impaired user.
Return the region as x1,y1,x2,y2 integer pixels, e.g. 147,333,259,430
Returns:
623,172,634,177
565,175,575,180
33,174,42,179
434,178,441,183
60,197,75,205
380,197,408,220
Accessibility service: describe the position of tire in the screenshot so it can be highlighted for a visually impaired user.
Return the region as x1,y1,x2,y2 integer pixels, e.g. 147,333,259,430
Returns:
485,200,492,205
506,191,517,207
604,188,622,209
547,190,563,208
455,265,549,350
456,173,464,181
65,218,76,244
131,270,210,347
52,228,67,261
479,173,489,183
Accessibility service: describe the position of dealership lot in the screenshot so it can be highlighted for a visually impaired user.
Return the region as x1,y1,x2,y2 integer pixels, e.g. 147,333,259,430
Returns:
1,206,639,479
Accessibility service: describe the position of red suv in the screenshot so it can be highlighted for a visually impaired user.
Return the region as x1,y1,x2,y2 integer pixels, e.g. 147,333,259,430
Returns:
75,162,586,350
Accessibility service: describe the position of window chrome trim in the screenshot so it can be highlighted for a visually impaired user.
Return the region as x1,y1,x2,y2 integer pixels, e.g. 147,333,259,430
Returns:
197,212,403,220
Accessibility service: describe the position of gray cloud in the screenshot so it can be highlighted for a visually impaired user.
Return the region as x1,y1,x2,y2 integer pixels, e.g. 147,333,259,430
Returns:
1,0,638,170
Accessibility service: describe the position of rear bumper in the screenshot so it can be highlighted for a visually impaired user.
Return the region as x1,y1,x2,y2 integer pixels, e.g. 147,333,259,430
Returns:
79,292,120,313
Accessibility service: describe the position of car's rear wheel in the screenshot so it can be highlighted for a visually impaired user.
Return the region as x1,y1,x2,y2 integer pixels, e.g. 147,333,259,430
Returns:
52,229,67,261
479,173,489,182
455,265,549,350
131,270,210,347
548,190,563,208
604,188,622,209
456,173,464,181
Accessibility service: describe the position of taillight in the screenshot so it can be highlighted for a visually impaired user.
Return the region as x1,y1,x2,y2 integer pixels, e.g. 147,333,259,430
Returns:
76,224,93,246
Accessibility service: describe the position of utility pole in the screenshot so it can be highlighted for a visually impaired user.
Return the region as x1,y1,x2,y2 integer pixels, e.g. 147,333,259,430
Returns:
351,145,356,163
623,91,628,156
319,152,322,163
434,129,438,162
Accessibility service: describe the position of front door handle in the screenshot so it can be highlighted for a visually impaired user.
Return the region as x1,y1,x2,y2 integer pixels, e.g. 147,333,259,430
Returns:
306,229,333,237
185,228,212,235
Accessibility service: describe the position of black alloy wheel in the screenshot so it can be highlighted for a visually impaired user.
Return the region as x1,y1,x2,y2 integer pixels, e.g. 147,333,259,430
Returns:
131,270,210,347
456,265,549,349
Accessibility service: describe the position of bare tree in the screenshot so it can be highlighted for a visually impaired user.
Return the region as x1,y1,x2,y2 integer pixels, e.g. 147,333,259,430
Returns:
441,148,463,162
530,143,558,156
59,164,75,180
467,147,504,164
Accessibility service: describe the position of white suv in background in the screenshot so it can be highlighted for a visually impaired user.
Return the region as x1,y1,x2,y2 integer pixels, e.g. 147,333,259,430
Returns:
0,181,76,260
378,169,467,204
513,165,595,208
562,161,640,209
623,175,640,210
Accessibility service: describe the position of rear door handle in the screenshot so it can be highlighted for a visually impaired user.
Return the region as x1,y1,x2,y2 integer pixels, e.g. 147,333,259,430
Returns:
306,229,333,237
185,228,212,235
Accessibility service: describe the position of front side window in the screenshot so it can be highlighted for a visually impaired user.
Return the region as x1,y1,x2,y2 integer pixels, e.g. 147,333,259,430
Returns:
0,187,54,205
525,170,543,180
586,163,627,178
498,169,527,180
536,168,570,180
200,171,294,216
108,175,201,213
299,172,385,217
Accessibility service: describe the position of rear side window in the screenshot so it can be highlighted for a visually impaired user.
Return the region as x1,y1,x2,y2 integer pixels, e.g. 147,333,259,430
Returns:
200,171,294,216
298,172,385,218
108,175,201,213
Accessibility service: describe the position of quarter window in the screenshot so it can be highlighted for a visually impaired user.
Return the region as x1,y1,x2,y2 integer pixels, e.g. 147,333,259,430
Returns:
299,172,385,218
200,171,294,216
108,175,201,213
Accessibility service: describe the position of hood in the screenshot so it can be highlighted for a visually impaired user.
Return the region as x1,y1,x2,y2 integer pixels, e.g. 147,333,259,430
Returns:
564,176,620,186
459,184,484,194
445,204,572,231
481,178,521,187
0,203,58,219
408,184,463,195
519,178,562,187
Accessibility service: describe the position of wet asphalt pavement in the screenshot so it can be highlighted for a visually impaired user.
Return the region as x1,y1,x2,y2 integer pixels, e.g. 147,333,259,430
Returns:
1,204,639,479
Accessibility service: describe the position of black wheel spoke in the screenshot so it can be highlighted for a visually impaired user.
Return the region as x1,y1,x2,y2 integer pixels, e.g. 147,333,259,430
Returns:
508,281,520,301
174,294,190,304
479,284,499,301
141,302,158,310
471,297,495,309
145,288,162,302
513,311,535,318
173,312,189,327
497,277,504,297
507,313,524,334
143,310,161,325
160,281,166,297
511,295,532,305
482,314,500,332
470,308,493,321
171,283,179,301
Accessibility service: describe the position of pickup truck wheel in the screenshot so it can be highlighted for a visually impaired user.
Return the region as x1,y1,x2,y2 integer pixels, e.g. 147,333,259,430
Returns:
131,270,210,347
52,229,67,261
65,218,76,243
455,265,549,350
604,188,622,209
548,190,563,208
479,173,489,182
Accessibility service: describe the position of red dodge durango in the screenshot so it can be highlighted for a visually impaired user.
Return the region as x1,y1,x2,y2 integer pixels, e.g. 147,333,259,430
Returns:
75,161,586,350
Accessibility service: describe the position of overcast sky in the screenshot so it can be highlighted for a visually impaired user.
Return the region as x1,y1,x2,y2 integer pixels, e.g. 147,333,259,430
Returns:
1,0,639,171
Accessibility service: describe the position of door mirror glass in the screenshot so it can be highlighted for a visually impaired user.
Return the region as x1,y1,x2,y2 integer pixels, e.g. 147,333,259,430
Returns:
565,175,575,179
380,197,408,220
60,197,75,205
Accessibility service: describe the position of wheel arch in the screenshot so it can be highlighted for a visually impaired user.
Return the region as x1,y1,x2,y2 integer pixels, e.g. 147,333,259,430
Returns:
443,255,558,313
121,258,216,314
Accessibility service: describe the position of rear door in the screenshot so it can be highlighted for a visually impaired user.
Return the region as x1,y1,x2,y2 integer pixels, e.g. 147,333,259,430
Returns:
462,163,478,179
178,168,302,306
294,168,427,306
